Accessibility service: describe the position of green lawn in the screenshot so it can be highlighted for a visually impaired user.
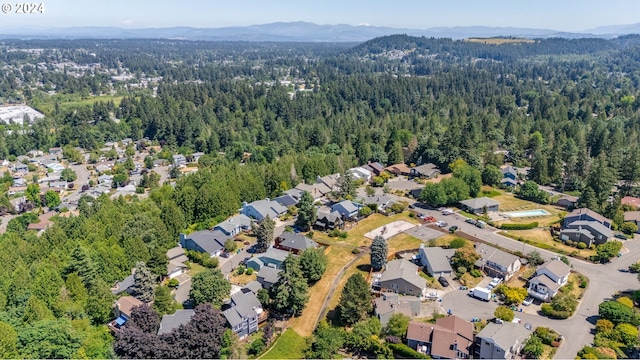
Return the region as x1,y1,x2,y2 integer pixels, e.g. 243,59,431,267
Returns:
261,329,307,359
30,93,124,115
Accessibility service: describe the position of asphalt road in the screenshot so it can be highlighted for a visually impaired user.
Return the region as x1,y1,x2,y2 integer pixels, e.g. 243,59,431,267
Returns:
423,207,640,359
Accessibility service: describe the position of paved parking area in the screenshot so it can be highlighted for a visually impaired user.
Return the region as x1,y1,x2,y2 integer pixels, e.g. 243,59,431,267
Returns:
404,225,445,242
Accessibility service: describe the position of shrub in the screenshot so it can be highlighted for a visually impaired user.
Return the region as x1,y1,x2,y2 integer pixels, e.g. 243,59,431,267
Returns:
470,269,483,278
408,212,415,218
457,266,467,274
577,242,587,249
449,238,466,249
167,278,179,288
565,240,574,246
351,248,360,254
307,231,314,238
388,343,429,359
248,338,266,356
500,222,539,230
236,265,246,275
617,296,633,308
541,304,571,319
246,267,254,276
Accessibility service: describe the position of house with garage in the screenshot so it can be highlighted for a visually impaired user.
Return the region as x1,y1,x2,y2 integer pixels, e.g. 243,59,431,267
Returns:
407,316,475,359
528,259,571,301
555,195,579,210
111,273,135,295
363,161,385,177
246,247,290,271
157,310,194,335
385,163,411,176
474,244,522,281
172,154,187,167
166,246,189,279
274,193,299,207
459,197,500,214
256,266,281,290
474,322,532,360
624,211,640,233
563,207,612,229
376,259,427,297
113,296,144,328
214,214,253,237
331,200,363,219
275,232,319,255
314,209,344,230
622,196,640,210
375,293,421,326
561,219,613,247
348,167,372,182
241,199,288,221
419,245,455,278
501,166,518,181
317,173,341,191
294,182,332,200
222,287,265,339
410,163,441,179
179,229,227,258
361,194,397,212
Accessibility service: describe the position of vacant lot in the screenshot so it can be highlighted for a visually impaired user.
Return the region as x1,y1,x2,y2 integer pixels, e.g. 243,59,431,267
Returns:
31,94,124,115
261,329,307,359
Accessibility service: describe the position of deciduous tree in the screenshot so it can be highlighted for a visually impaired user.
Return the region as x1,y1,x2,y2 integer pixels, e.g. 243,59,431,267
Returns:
190,269,230,307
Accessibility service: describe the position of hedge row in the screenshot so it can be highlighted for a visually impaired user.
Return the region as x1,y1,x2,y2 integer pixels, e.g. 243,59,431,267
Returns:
541,304,571,319
500,222,539,230
388,343,430,359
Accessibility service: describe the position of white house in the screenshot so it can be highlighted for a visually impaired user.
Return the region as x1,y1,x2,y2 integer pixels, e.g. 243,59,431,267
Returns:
348,167,372,182
528,259,571,301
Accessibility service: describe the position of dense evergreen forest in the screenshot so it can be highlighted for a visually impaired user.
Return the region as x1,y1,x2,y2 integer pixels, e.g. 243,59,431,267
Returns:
2,35,640,356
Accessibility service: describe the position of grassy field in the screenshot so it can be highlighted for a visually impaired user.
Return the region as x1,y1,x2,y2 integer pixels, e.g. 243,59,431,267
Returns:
186,262,207,276
260,329,307,359
324,254,371,322
288,245,356,336
387,233,425,255
31,94,124,115
499,228,595,258
466,37,536,45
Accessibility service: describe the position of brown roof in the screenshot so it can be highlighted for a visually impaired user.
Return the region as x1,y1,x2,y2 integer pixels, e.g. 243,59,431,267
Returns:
624,211,640,222
566,208,611,225
622,196,640,209
115,296,144,318
385,163,411,175
407,316,474,358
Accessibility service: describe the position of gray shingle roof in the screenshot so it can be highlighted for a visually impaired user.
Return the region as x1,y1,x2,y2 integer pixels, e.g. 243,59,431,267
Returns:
459,197,500,210
411,163,440,177
332,200,360,216
184,229,227,255
476,322,531,352
157,310,194,335
247,199,287,219
530,274,561,292
215,214,253,235
539,259,571,279
261,247,290,263
560,228,594,239
565,208,612,226
274,194,298,207
278,232,318,252
475,244,520,269
258,266,281,284
419,247,455,274
111,274,135,295
380,259,426,290
501,166,517,176
566,220,613,239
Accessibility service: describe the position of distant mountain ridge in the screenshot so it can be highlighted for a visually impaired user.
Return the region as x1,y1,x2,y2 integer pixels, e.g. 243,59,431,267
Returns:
0,21,639,42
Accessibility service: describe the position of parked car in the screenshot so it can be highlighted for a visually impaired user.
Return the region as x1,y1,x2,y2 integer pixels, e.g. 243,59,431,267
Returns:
449,225,458,233
489,277,502,287
523,297,534,306
436,221,448,227
465,218,477,225
615,233,629,240
417,213,425,219
438,276,450,287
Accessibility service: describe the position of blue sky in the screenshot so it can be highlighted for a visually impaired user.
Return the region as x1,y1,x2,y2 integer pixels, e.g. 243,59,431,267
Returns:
3,0,640,31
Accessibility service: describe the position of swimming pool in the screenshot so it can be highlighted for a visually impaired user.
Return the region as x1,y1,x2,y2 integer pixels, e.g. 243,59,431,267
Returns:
505,209,551,218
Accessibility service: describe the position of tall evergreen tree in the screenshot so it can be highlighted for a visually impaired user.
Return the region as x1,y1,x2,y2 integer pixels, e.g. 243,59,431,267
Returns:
370,235,388,271
294,191,316,231
334,171,356,200
337,273,373,325
269,255,309,316
255,215,275,253
130,262,156,303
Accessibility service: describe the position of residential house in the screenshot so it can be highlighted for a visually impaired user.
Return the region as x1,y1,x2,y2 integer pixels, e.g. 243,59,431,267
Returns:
13,178,26,187
365,161,385,176
49,147,62,156
474,322,531,360
246,247,290,271
46,162,65,172
179,229,227,258
166,246,189,279
501,166,518,181
191,152,205,163
500,177,518,188
294,182,331,200
315,173,340,192
410,163,441,179
314,209,344,230
13,162,28,173
555,195,578,209
474,244,522,281
377,259,427,297
349,167,372,182
8,186,27,196
113,296,144,327
459,197,500,214
563,208,613,229
49,180,68,189
274,193,299,207
27,211,56,233
172,154,187,167
361,194,397,212
222,288,264,339
275,232,319,255
257,266,281,290
95,164,111,173
419,245,455,278
111,274,135,295
331,200,363,219
407,316,474,359
385,163,411,176
157,310,194,335
214,214,253,237
241,199,287,221
374,293,421,326
527,259,571,301
624,211,640,233
622,196,640,210
27,149,44,157
561,220,613,246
